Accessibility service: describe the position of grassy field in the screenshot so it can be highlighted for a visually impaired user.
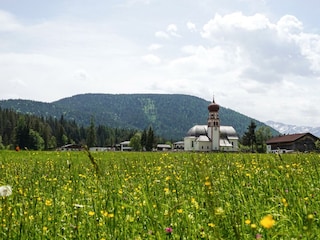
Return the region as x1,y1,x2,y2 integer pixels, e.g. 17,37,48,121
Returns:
0,150,319,239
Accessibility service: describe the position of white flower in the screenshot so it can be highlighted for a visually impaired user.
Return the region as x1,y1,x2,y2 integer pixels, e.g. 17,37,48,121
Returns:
0,185,12,197
73,203,84,208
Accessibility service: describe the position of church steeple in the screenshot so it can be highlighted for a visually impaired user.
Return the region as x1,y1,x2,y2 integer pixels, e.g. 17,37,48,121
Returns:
208,96,220,112
207,97,220,151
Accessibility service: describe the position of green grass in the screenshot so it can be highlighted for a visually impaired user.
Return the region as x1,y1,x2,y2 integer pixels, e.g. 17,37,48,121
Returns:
0,151,319,239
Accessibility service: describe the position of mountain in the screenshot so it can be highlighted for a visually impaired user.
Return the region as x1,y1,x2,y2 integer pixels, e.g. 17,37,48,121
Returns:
0,93,278,140
266,120,320,138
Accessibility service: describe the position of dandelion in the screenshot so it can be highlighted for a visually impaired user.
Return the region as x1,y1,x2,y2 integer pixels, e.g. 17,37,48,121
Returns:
214,207,224,215
101,210,109,217
245,219,251,225
45,199,52,206
88,211,95,216
260,214,275,229
282,198,288,207
126,215,135,222
177,208,183,214
208,223,215,228
307,214,314,220
0,185,12,197
251,223,257,229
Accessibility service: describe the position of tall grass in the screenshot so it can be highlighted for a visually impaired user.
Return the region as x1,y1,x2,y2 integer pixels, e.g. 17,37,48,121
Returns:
0,151,319,239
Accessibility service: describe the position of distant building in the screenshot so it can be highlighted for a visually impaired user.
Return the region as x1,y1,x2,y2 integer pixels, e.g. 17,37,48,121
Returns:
119,141,132,151
89,147,112,152
173,141,184,150
156,144,172,151
266,133,319,153
184,98,239,152
58,144,83,151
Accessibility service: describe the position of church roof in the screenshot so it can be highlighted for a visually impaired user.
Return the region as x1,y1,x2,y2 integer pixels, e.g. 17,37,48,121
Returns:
196,135,210,142
186,125,207,137
220,138,233,147
186,125,238,139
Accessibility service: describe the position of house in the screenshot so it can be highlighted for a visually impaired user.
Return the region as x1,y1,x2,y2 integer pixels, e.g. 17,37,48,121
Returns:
58,144,84,151
173,141,184,150
119,141,132,151
156,144,172,151
184,98,239,152
266,133,319,153
89,147,113,152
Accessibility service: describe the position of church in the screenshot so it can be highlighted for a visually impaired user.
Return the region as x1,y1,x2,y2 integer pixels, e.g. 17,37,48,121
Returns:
184,98,239,152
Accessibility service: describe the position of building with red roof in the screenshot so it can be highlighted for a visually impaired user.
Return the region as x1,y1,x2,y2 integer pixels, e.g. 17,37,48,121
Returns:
266,133,319,153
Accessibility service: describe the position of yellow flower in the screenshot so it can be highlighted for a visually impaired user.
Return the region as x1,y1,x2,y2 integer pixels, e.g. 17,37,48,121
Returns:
88,211,95,216
126,215,135,222
245,219,251,225
214,207,224,215
250,223,257,229
101,210,109,217
307,214,314,220
108,213,114,218
208,223,215,228
45,200,52,206
43,226,48,232
204,181,211,186
260,214,275,229
177,209,183,214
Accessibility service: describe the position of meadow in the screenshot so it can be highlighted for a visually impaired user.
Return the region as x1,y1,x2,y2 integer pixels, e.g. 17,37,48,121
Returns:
0,150,319,239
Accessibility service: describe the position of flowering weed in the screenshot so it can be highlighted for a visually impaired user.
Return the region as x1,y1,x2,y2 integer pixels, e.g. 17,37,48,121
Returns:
0,151,319,239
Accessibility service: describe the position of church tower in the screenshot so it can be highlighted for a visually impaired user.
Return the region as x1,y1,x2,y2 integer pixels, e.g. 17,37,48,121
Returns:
207,97,220,151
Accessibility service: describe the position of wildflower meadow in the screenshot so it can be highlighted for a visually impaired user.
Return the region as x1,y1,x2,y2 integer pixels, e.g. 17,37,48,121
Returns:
0,150,319,239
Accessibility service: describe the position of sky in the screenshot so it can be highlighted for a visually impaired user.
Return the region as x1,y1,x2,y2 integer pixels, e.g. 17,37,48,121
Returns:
1,0,320,127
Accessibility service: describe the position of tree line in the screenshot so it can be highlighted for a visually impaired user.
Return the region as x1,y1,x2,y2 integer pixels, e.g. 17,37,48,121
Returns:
0,107,162,151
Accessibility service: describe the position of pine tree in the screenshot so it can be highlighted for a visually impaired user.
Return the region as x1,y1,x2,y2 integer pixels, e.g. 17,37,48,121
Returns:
86,117,96,148
242,120,257,152
146,126,154,151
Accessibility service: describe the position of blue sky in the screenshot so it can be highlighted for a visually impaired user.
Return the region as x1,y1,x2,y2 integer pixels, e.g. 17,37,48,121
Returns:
1,0,320,127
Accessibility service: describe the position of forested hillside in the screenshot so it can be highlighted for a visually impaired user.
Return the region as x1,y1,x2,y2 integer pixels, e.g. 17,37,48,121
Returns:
0,93,278,140
0,107,139,150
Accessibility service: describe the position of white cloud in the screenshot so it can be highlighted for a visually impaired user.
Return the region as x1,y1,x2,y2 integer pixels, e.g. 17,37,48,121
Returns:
148,44,162,51
141,54,161,64
166,24,180,37
0,10,21,31
186,21,196,32
155,31,169,39
1,1,320,127
276,15,303,35
201,12,270,37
